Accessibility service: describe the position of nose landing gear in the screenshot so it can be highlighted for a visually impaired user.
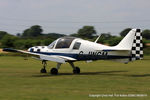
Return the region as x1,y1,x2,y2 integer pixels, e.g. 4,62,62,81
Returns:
40,60,47,73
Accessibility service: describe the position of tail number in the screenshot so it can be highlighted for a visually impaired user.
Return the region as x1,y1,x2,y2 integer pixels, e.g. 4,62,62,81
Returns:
88,51,108,56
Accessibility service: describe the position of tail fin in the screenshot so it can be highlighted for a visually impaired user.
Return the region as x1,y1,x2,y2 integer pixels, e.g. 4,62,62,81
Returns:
116,29,143,61
131,29,143,61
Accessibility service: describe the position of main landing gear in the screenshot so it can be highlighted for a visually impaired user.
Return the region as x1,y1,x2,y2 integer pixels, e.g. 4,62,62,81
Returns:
40,61,80,75
69,62,80,74
50,63,61,75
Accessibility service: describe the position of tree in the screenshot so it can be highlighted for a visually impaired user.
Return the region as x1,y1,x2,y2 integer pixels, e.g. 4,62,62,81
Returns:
70,33,78,37
1,35,18,48
14,39,26,49
22,25,43,37
44,33,65,39
108,37,123,46
98,33,112,44
16,33,21,37
77,26,96,38
120,28,131,37
142,29,150,40
42,38,54,46
0,31,8,39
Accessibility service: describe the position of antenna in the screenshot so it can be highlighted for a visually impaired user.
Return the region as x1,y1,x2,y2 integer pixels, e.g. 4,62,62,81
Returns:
94,34,101,43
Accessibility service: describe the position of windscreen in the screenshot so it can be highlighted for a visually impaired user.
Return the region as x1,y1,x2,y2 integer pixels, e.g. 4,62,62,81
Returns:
55,37,75,49
48,40,56,49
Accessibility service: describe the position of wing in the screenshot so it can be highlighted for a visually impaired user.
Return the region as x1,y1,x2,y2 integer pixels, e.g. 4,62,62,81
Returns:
3,48,76,63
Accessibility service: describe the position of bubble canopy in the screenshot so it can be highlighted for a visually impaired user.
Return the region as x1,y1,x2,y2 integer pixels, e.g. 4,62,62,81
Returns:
48,37,76,49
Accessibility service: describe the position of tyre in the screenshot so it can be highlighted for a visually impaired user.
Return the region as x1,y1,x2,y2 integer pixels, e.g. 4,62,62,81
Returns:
50,68,58,75
40,68,47,73
73,67,80,74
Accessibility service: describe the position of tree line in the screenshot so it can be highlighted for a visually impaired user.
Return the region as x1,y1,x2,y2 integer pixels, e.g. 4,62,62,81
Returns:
0,25,150,49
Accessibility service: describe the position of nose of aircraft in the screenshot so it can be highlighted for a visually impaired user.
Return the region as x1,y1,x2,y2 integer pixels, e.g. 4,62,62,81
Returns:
28,46,46,52
28,47,34,52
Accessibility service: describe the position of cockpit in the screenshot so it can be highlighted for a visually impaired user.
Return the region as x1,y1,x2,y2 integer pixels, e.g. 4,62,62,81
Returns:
48,37,76,49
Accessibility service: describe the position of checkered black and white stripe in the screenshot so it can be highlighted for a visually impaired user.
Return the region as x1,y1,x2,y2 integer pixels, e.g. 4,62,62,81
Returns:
131,29,143,61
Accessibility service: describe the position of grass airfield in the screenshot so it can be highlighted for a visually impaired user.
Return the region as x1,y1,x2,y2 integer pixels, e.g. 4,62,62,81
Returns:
0,56,150,100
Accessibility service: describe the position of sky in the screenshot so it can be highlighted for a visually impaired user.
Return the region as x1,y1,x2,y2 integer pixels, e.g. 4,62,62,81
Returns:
0,0,150,35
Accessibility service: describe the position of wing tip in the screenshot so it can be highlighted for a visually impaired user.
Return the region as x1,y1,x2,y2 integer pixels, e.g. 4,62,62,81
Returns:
3,48,18,52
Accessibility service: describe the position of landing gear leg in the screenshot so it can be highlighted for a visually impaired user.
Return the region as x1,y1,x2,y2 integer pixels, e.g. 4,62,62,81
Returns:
40,60,47,73
69,62,80,74
50,63,61,75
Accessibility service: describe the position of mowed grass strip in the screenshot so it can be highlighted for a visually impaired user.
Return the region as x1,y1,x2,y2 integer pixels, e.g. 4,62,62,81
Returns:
0,56,150,100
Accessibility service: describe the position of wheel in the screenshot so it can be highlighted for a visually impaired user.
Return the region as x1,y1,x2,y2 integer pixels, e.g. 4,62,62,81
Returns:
73,67,80,74
50,68,58,75
40,68,47,73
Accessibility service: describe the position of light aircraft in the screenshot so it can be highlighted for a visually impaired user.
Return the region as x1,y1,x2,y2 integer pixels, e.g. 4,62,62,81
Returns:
3,29,143,75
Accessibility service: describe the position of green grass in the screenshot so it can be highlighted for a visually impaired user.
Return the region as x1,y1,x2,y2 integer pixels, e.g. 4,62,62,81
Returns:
0,56,150,100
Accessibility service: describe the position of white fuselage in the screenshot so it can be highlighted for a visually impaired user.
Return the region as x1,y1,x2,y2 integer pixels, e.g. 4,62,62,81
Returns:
28,37,131,61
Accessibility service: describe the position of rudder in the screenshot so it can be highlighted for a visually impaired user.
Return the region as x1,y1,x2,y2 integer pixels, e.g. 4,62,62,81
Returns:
131,29,143,61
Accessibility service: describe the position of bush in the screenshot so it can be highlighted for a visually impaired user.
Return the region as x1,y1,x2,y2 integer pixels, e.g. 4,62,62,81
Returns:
144,47,150,55
1,35,18,48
